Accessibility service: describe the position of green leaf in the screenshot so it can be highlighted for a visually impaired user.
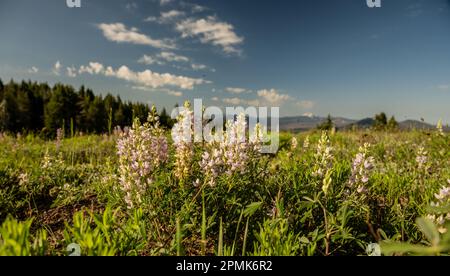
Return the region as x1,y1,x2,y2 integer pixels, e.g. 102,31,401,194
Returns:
380,242,431,256
243,202,263,217
416,217,440,246
425,204,450,215
218,218,223,257
300,236,310,244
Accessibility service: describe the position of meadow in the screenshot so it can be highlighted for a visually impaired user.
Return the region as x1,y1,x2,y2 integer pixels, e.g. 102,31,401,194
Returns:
0,111,449,256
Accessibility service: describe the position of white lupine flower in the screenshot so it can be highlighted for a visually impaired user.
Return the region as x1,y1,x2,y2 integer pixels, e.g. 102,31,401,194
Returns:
348,143,375,195
303,135,310,149
291,137,298,150
18,173,29,187
200,113,263,187
172,102,194,181
312,132,333,178
437,119,444,136
117,110,168,209
427,182,450,234
415,145,428,170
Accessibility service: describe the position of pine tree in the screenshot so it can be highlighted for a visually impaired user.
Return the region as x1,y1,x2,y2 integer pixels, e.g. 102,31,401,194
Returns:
387,116,398,130
374,112,388,130
317,114,334,131
0,79,173,135
0,79,4,99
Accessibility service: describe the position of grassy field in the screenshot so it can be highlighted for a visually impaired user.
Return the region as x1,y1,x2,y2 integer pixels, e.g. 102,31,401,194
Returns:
0,121,449,256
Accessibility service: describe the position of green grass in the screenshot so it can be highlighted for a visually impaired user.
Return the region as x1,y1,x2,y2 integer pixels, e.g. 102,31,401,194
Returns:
0,130,449,256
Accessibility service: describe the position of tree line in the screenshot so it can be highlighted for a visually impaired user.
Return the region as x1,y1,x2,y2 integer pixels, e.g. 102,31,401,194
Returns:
0,79,174,137
317,112,399,131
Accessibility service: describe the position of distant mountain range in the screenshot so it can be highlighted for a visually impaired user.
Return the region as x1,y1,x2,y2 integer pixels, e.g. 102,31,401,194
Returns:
279,116,449,132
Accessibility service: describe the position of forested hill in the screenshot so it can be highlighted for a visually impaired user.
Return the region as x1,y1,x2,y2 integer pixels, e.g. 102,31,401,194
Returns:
0,79,173,137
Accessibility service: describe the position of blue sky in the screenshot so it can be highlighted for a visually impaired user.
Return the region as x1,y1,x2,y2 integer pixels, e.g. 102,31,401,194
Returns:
0,0,450,123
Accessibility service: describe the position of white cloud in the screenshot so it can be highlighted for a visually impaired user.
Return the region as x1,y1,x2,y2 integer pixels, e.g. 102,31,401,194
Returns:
144,16,158,23
179,2,208,13
160,51,189,62
52,61,62,75
138,51,190,65
79,62,104,75
145,10,185,24
191,4,207,13
211,96,219,101
303,112,314,118
257,89,291,105
138,52,213,72
223,97,245,105
176,16,244,54
28,66,39,74
138,54,165,65
126,2,138,10
161,10,185,20
97,23,175,49
66,66,77,78
225,87,250,94
296,100,315,109
191,63,207,71
160,0,172,6
78,61,209,90
219,88,312,109
221,97,261,106
167,90,183,97
133,85,183,97
219,89,288,107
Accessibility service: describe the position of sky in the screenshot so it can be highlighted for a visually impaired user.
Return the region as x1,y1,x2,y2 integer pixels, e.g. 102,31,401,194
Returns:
0,0,450,123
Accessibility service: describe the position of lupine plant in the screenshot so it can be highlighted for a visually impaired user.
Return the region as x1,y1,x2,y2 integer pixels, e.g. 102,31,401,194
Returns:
0,115,449,256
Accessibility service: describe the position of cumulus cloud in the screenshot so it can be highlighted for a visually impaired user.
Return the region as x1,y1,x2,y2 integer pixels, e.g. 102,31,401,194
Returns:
257,89,291,105
179,2,208,13
191,63,207,71
138,52,214,72
77,61,209,90
52,61,62,76
219,88,313,108
223,97,245,105
191,4,207,13
176,16,244,54
125,2,138,10
28,66,39,74
138,51,189,65
225,87,251,94
145,10,185,24
97,23,175,49
296,100,315,109
79,62,104,75
132,86,183,97
159,0,172,6
167,90,183,97
159,51,190,62
138,55,165,65
66,66,77,78
221,97,260,106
